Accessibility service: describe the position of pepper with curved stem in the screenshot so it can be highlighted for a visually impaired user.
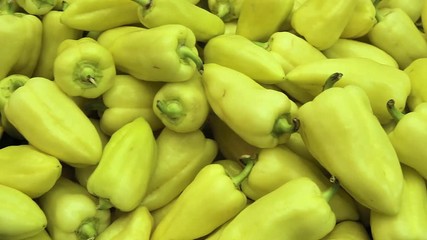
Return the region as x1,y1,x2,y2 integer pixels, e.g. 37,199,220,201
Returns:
177,45,204,72
76,218,99,240
387,99,405,122
322,72,343,91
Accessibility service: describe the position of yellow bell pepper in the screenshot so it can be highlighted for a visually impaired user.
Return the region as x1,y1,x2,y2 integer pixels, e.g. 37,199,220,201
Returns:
21,230,52,240
321,221,371,240
340,0,376,39
376,0,425,22
404,58,427,111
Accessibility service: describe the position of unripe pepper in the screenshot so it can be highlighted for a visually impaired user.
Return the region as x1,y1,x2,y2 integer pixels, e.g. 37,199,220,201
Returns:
208,0,244,22
39,177,111,240
285,57,411,124
60,0,141,31
33,10,83,79
203,34,286,84
404,58,427,111
16,0,57,15
97,24,203,83
0,144,61,198
150,159,254,240
297,80,404,215
387,100,427,180
99,74,163,136
218,177,338,240
367,7,427,69
370,165,427,239
202,63,299,148
236,0,294,42
132,0,224,42
4,77,103,167
291,0,356,50
340,0,376,39
0,184,47,240
153,72,210,133
141,127,218,210
87,117,157,212
53,37,116,99
321,221,371,240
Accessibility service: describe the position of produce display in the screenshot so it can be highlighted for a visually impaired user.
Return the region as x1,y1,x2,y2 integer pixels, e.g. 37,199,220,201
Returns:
2,0,427,239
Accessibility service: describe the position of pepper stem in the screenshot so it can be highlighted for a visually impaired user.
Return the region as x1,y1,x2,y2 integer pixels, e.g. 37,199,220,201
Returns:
97,198,113,210
0,0,18,13
156,100,185,121
0,74,29,109
215,2,230,19
231,155,255,188
386,99,405,122
322,176,340,202
272,116,300,137
178,46,204,72
322,72,343,91
80,66,98,86
76,217,98,240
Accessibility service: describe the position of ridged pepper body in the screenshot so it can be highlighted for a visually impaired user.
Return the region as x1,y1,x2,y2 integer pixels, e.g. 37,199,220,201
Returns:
404,58,427,111
340,0,376,39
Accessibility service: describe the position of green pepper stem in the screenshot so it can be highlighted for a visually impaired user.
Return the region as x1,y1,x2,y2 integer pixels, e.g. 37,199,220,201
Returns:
387,99,405,122
80,66,98,86
215,2,230,18
0,74,28,109
156,100,185,121
178,46,204,72
322,176,340,202
322,72,343,91
372,0,382,7
97,198,113,210
231,155,255,188
76,218,98,240
0,0,18,13
272,116,300,137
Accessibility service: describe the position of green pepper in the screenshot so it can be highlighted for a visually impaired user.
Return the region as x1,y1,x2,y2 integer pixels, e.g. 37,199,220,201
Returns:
321,221,371,240
53,37,116,99
87,117,157,212
236,0,294,42
297,79,404,215
0,0,42,79
0,184,47,240
33,10,83,79
290,0,356,50
141,127,218,211
241,146,359,222
387,100,427,180
404,58,427,111
153,72,210,133
99,74,163,136
202,63,299,148
132,0,224,42
60,0,141,31
150,159,254,240
39,177,111,240
340,0,376,39
367,7,427,69
370,164,427,239
96,206,153,240
285,57,411,124
97,24,203,83
207,0,244,22
218,177,338,240
16,0,57,15
0,144,61,199
203,34,286,84
4,77,103,167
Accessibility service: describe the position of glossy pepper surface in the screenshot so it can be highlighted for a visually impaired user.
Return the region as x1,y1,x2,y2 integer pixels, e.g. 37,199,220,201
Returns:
97,24,203,83
4,77,103,167
297,83,404,215
87,117,157,212
404,58,427,111
202,63,299,148
340,0,376,39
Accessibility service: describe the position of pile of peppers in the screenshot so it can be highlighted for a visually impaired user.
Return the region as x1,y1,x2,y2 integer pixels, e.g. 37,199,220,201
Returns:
2,0,427,239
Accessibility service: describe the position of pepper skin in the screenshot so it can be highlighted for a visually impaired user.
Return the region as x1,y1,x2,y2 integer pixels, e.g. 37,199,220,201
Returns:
321,221,371,240
4,77,103,167
100,74,163,136
0,184,47,240
291,0,356,50
377,0,425,22
39,177,111,240
16,0,57,15
285,57,411,124
21,230,52,240
202,63,299,148
150,160,254,240
236,0,294,42
141,127,217,211
153,72,210,133
340,0,376,39
33,10,83,79
297,84,404,215
218,177,337,240
404,58,427,111
87,117,157,212
367,7,427,69
60,0,141,31
53,37,116,98
97,24,203,83
203,34,286,84
133,0,225,42
0,145,61,198
370,165,427,239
